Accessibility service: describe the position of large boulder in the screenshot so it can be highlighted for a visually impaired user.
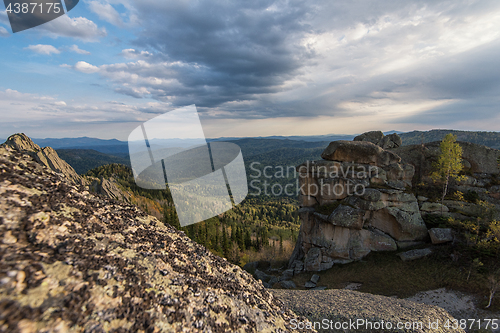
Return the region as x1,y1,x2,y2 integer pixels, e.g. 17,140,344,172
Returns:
429,228,454,244
321,141,401,166
0,144,306,332
291,137,427,272
354,131,402,149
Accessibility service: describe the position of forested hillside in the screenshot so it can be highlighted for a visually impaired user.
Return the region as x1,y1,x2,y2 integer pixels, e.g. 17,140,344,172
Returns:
400,129,500,149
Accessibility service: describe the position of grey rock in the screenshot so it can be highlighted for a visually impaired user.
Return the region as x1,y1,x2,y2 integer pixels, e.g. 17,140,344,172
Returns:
398,248,433,261
0,144,301,332
321,141,401,167
310,286,327,290
2,133,86,186
280,280,296,289
429,228,453,244
421,202,449,213
417,196,429,202
354,131,384,145
279,269,294,281
304,247,322,271
311,274,320,284
304,281,317,288
268,276,279,286
243,261,259,273
328,204,364,229
254,269,271,283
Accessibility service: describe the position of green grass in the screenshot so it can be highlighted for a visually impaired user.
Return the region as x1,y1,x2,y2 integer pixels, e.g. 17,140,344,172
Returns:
291,247,488,300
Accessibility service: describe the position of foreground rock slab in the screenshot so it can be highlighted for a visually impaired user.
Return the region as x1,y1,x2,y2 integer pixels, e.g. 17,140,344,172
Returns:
272,289,464,333
0,145,307,332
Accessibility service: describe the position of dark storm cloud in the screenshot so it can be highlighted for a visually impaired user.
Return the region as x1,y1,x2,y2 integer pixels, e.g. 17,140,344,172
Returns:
127,0,315,106
72,0,500,127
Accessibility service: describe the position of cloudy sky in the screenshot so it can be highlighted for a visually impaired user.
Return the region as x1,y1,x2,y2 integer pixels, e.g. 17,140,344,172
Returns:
1,0,500,140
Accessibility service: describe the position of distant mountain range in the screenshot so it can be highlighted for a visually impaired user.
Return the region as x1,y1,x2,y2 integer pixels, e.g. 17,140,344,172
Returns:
2,129,497,175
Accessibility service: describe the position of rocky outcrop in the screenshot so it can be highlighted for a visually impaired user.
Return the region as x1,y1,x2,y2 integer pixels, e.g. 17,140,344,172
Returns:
392,140,500,182
0,144,308,332
1,133,87,186
291,135,427,272
90,177,131,203
354,130,403,149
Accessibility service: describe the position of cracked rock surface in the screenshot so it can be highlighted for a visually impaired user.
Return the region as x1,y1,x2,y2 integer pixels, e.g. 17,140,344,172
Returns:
0,144,309,333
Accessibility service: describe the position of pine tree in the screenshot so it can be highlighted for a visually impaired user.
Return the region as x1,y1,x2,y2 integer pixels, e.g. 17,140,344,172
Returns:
222,225,229,257
244,228,252,250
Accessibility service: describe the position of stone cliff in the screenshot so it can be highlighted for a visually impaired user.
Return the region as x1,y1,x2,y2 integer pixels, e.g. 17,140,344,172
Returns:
289,131,500,273
1,133,87,187
290,134,426,273
0,140,306,332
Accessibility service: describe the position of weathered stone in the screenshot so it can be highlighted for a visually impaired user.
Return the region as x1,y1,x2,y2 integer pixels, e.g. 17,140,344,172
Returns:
321,141,401,167
2,134,87,186
0,143,303,332
279,269,295,281
421,202,449,214
354,131,384,145
418,196,429,201
398,248,433,261
429,228,453,244
243,261,259,273
304,247,322,271
310,286,327,290
311,274,320,284
268,276,279,286
255,269,272,283
280,280,296,289
305,281,317,288
360,188,383,202
443,200,487,217
328,204,364,229
299,194,318,207
368,206,427,241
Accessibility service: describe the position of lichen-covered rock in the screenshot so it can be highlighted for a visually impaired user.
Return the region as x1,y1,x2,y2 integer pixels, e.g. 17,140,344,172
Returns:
291,138,426,272
1,133,86,186
321,141,401,166
429,228,453,244
354,131,402,149
0,145,311,332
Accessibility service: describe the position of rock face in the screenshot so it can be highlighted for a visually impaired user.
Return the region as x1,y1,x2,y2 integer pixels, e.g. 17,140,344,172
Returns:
90,177,131,203
1,133,86,186
392,140,500,180
0,144,306,332
291,134,427,272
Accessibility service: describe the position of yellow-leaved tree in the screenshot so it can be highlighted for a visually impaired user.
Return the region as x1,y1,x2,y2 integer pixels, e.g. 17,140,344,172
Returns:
431,134,465,208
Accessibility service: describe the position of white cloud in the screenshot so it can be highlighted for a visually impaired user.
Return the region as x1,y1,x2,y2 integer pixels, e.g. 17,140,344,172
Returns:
68,45,91,55
121,48,152,59
88,1,124,26
0,26,9,37
25,44,60,55
73,61,100,73
39,16,107,41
